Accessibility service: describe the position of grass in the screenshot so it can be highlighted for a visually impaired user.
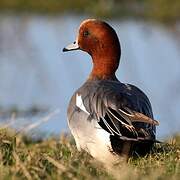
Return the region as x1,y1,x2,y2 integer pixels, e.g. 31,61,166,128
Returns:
0,128,179,179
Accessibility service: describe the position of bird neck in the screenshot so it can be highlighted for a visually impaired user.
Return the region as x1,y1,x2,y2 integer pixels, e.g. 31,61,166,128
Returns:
88,55,119,80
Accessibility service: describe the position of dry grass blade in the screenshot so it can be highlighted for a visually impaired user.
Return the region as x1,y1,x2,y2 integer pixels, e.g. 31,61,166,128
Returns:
13,151,32,180
44,154,66,172
22,109,60,133
0,113,16,129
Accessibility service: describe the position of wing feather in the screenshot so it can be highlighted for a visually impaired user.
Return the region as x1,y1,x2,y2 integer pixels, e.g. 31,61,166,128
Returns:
101,117,122,136
118,108,159,125
97,106,159,141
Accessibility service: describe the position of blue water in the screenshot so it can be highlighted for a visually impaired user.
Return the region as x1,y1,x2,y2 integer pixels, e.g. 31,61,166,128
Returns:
0,15,180,139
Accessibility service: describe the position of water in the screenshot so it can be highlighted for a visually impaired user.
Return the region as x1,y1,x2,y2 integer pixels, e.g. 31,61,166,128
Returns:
0,15,180,139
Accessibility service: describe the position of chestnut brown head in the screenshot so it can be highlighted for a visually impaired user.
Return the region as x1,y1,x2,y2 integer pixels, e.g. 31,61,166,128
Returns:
63,19,121,80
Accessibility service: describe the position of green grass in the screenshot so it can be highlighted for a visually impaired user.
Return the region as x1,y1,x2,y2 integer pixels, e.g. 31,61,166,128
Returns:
0,128,179,179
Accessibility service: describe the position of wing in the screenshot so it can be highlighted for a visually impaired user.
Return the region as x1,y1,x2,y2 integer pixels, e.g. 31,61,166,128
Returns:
82,81,159,142
98,107,159,141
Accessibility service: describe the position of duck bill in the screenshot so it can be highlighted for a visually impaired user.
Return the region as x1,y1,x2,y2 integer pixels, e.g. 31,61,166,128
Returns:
63,41,79,52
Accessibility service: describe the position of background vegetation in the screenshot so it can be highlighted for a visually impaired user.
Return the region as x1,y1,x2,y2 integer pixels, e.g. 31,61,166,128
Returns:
0,0,179,23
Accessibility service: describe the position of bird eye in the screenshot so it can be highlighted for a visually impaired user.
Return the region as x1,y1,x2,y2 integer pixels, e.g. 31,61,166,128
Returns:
83,30,90,37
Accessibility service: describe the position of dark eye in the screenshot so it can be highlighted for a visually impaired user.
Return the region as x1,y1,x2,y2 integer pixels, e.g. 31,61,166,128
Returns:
83,30,90,37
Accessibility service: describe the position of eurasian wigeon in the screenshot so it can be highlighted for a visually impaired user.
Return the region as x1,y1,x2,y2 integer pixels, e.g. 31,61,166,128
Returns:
63,19,159,164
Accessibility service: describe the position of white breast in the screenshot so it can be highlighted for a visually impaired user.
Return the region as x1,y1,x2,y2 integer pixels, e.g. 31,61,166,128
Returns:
69,115,119,164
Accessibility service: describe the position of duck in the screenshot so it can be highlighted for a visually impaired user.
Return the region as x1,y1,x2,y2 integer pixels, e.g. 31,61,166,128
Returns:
63,19,159,164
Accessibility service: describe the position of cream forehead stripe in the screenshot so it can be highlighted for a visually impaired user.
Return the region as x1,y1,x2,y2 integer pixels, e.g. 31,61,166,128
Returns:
76,94,90,115
79,19,97,29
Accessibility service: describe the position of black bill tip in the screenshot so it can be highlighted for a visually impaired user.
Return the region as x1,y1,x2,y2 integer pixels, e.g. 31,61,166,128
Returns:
62,47,68,52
